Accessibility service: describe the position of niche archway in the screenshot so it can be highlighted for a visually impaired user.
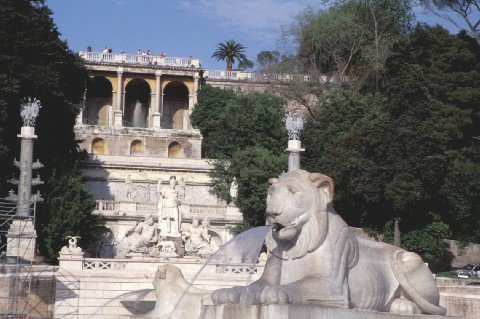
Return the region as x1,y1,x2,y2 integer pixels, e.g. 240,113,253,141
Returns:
168,141,182,158
125,79,150,128
163,81,189,130
92,138,105,155
85,76,112,125
130,140,144,155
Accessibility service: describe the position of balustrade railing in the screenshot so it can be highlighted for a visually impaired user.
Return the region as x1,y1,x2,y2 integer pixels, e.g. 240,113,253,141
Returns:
95,200,116,211
83,259,127,271
79,258,262,276
203,70,317,82
79,51,200,68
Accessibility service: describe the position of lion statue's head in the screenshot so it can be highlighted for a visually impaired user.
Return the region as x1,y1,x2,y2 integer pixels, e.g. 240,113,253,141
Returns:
265,170,334,260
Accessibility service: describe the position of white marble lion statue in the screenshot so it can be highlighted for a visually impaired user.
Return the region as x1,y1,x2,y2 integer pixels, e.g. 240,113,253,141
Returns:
211,170,446,315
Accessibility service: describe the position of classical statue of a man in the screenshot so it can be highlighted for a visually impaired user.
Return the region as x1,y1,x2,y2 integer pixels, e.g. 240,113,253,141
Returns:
124,174,136,200
157,176,181,235
182,218,217,258
125,214,158,254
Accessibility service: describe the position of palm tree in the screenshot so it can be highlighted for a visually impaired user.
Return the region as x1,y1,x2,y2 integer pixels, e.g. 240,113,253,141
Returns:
212,39,247,71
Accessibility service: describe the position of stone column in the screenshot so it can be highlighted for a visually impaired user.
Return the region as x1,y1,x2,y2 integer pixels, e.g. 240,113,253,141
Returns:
152,71,162,129
286,140,305,172
6,99,44,262
149,93,155,127
75,89,86,126
114,68,124,128
17,127,36,216
185,94,194,130
193,74,200,106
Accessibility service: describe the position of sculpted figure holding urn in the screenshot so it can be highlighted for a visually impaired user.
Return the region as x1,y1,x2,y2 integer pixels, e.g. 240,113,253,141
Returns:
157,176,181,235
182,218,217,258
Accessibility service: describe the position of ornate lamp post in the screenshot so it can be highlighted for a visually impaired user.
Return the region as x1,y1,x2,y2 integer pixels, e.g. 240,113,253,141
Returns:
285,112,305,172
6,98,44,262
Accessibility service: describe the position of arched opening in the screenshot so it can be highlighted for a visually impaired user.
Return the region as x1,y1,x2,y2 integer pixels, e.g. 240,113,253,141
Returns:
162,81,189,130
125,79,150,128
130,140,144,155
168,141,182,158
92,138,105,155
85,76,112,125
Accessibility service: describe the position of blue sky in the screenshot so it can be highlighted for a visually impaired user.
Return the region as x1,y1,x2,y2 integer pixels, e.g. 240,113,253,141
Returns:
46,0,464,70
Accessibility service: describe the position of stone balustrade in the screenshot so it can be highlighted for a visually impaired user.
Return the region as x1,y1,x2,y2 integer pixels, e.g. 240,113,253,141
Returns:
79,51,201,68
203,70,319,82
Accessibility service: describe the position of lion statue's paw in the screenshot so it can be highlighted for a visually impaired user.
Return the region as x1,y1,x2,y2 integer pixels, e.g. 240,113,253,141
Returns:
211,287,242,305
256,285,290,304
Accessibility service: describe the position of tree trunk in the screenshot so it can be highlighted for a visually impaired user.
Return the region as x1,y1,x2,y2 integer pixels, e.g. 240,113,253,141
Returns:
393,217,401,247
226,58,233,71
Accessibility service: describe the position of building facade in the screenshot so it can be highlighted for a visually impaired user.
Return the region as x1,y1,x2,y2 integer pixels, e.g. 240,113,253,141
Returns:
75,51,246,258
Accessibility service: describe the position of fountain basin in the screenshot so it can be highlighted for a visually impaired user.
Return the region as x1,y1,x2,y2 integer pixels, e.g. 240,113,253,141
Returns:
200,304,458,319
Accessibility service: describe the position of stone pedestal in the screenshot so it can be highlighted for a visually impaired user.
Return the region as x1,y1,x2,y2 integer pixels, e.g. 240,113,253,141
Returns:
200,304,454,319
6,219,36,262
152,112,161,129
285,140,305,172
166,235,184,258
114,110,123,127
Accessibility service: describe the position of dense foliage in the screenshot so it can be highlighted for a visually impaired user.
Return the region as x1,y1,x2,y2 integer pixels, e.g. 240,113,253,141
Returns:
0,0,96,259
301,18,480,264
191,85,287,228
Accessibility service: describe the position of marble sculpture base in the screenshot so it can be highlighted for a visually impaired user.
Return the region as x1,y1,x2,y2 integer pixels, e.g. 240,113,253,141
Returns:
200,304,455,319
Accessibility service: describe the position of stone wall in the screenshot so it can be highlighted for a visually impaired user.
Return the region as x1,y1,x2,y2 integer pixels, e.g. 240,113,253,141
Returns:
75,125,202,159
54,257,263,319
0,264,57,318
444,240,480,267
1,259,477,319
437,277,480,319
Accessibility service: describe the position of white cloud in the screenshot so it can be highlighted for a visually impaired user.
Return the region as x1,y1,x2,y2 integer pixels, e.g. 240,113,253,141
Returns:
179,0,317,44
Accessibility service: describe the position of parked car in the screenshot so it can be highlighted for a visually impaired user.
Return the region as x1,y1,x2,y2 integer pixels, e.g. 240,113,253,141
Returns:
453,264,480,278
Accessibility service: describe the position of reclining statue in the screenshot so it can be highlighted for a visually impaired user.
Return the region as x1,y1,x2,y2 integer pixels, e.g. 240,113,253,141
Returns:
211,170,446,315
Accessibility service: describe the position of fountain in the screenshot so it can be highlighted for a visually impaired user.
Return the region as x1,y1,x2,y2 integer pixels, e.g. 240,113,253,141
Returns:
132,100,145,127
125,170,450,319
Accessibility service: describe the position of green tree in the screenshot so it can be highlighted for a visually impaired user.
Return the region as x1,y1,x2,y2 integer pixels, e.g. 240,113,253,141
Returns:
237,59,254,71
42,163,97,258
256,51,280,70
283,0,412,90
0,0,96,259
212,39,247,71
191,85,287,227
301,24,480,262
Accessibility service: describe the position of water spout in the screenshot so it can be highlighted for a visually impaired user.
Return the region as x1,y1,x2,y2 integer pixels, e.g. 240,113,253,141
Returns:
133,101,145,127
